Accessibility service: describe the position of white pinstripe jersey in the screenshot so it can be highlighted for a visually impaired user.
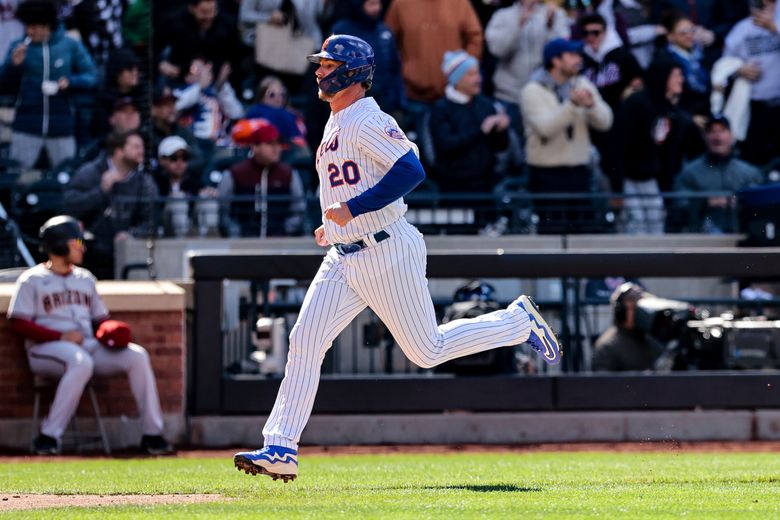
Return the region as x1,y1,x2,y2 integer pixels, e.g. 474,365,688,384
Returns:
7,264,109,348
316,97,419,244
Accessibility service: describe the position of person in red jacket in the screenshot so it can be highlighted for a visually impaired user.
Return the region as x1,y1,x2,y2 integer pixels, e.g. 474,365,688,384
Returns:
218,119,306,237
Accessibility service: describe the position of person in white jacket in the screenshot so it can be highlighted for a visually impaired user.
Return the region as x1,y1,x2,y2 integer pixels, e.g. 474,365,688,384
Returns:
485,0,569,176
723,0,780,166
485,0,569,107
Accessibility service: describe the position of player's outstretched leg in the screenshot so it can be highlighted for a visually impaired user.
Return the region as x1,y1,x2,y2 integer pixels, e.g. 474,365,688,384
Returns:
514,295,562,365
234,446,298,483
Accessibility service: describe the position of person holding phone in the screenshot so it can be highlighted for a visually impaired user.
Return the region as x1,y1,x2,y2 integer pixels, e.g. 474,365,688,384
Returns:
0,0,96,169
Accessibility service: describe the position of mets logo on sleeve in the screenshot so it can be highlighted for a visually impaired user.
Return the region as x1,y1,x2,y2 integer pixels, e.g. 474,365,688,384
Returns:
385,126,406,140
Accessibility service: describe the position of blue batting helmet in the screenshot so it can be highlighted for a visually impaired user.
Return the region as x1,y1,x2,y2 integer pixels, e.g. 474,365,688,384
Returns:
307,35,375,95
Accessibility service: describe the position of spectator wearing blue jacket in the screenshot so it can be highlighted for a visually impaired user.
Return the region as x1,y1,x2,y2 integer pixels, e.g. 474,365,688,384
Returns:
0,0,96,169
332,0,404,115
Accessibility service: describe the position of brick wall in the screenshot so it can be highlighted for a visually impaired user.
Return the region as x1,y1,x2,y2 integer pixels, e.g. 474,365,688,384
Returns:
0,310,186,419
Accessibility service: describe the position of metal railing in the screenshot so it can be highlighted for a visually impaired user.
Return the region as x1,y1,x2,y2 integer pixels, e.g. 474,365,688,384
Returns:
100,190,755,238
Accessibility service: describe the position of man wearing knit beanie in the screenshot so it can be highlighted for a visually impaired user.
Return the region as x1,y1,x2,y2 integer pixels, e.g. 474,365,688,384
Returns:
429,50,510,215
442,50,480,91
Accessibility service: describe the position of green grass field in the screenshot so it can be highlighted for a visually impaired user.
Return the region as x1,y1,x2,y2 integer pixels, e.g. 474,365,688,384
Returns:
1,450,780,518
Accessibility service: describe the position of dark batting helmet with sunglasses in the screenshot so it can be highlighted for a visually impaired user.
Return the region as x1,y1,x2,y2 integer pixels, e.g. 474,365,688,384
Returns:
307,34,376,95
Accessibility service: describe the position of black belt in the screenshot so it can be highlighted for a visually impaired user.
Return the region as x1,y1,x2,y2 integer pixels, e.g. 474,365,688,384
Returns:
334,230,390,255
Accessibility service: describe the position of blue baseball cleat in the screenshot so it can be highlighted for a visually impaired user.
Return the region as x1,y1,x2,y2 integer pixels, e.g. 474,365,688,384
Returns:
515,295,562,365
234,445,298,482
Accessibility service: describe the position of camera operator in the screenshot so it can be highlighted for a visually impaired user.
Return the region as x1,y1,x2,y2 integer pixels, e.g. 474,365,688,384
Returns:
592,283,665,372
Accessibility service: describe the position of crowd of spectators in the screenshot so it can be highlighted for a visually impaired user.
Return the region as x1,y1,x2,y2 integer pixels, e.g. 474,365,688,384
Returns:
0,0,779,268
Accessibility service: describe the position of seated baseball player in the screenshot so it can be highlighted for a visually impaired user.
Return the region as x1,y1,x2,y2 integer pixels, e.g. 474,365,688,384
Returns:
7,215,174,456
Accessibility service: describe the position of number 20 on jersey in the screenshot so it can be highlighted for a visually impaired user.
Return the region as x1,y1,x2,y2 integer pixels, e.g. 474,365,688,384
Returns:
328,161,361,187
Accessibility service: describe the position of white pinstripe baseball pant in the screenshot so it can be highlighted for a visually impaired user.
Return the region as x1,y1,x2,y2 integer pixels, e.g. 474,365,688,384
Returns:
263,218,531,449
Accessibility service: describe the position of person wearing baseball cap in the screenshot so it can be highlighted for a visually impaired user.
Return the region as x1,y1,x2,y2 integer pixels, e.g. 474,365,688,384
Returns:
154,136,194,197
542,37,584,70
149,85,205,181
674,114,763,233
153,136,219,237
217,119,305,237
520,37,612,233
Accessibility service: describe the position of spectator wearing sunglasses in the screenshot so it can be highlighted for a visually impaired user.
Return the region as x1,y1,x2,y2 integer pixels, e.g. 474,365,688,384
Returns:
148,85,205,181
579,13,643,191
152,136,219,237
245,76,310,163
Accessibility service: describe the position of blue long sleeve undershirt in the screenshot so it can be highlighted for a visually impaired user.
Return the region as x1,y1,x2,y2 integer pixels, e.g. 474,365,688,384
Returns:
345,149,426,217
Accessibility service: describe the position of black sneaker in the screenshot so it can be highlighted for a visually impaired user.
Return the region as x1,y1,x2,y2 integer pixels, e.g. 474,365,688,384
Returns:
140,435,175,455
33,434,59,455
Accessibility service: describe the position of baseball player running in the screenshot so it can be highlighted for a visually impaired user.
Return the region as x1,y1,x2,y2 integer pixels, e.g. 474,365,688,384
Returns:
234,35,561,483
7,216,174,455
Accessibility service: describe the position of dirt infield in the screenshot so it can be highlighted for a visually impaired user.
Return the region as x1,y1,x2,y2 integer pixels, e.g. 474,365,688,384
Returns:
0,494,226,511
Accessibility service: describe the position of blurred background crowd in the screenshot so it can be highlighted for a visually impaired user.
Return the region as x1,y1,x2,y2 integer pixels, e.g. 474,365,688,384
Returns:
0,0,779,277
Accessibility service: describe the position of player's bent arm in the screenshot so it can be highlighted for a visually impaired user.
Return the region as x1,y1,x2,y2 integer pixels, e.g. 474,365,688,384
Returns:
10,317,65,344
345,149,425,217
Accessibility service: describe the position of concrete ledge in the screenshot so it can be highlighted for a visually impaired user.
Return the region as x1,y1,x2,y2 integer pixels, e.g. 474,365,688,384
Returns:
756,410,780,439
0,413,185,451
0,281,185,313
96,281,186,311
190,410,759,448
0,410,764,450
623,411,752,441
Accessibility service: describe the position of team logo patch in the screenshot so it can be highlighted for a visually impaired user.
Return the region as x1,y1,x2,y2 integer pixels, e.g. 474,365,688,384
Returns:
384,126,405,140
